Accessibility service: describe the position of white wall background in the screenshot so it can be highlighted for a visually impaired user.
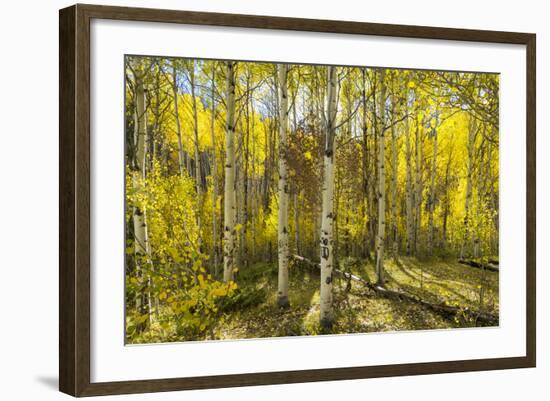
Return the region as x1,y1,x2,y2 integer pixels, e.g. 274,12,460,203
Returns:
0,0,546,400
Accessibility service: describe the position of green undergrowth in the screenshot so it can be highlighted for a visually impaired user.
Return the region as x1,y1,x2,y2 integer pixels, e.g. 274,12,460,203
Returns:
130,257,498,343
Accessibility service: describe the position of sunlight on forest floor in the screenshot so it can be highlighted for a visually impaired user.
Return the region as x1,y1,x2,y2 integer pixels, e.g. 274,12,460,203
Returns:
214,257,499,340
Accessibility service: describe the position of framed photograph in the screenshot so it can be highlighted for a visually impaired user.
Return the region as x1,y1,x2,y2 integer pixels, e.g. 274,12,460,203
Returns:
59,4,536,397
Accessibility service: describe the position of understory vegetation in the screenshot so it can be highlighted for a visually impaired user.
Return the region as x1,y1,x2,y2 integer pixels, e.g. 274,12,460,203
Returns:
128,257,498,343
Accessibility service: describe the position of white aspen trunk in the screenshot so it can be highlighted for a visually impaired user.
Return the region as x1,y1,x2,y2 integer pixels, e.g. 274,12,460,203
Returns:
190,61,202,249
370,84,379,257
277,64,290,308
405,110,414,256
186,150,192,174
235,152,244,269
333,177,340,264
475,137,487,259
485,139,498,255
171,62,185,177
251,178,257,261
251,101,257,261
291,78,300,257
294,190,300,255
223,62,237,283
414,119,423,254
460,115,476,260
312,207,318,258
133,76,147,258
141,86,153,326
391,87,399,257
428,124,438,255
361,69,370,259
210,67,219,277
240,77,251,269
375,69,387,286
442,149,453,248
132,72,152,325
320,66,338,328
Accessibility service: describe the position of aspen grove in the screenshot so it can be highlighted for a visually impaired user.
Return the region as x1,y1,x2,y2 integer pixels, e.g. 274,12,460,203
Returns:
125,56,499,343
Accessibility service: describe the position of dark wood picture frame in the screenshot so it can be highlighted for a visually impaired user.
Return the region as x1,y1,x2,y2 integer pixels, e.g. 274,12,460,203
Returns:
59,3,536,397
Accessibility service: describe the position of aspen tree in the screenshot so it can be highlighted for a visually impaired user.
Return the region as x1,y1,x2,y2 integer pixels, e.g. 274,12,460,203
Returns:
210,66,219,276
277,63,290,308
361,69,370,259
404,87,415,256
223,62,237,283
390,75,399,257
292,90,301,256
251,96,258,261
320,66,338,328
240,71,252,268
132,66,152,328
442,145,454,248
414,113,424,254
428,112,438,255
171,61,186,177
375,69,387,285
189,61,202,248
460,114,477,260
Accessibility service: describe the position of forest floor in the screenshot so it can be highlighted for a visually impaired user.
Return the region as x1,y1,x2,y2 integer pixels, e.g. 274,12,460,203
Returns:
217,256,499,340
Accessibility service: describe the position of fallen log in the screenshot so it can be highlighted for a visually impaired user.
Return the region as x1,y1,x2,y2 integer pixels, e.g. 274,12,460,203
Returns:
291,254,498,326
458,259,499,273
